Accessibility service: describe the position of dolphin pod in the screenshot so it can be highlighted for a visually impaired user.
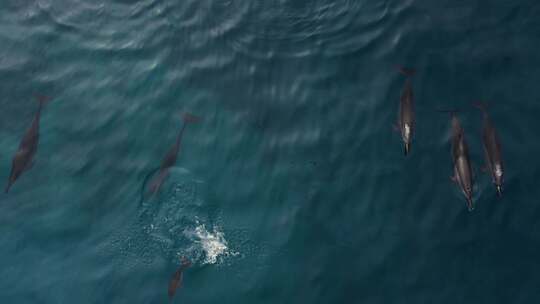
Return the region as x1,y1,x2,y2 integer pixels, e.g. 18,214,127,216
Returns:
394,67,507,211
4,106,201,198
4,101,199,299
3,67,509,300
5,95,50,193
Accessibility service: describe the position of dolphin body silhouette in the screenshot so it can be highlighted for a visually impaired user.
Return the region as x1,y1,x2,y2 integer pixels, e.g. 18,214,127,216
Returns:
474,102,504,196
444,111,475,211
395,66,415,156
6,96,50,193
168,257,191,300
147,113,199,195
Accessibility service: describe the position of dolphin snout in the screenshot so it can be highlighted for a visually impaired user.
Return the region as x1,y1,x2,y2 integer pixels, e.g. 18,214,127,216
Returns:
404,143,410,156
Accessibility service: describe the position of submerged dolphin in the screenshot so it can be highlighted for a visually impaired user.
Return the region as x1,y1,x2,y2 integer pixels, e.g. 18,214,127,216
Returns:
5,95,50,193
450,111,474,211
395,66,415,156
443,111,475,211
473,101,504,196
168,257,191,300
147,113,199,195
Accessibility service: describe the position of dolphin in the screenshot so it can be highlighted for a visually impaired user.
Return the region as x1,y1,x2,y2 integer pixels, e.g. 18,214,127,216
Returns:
168,257,191,300
147,113,200,195
473,101,504,196
5,95,50,193
394,66,415,156
443,110,475,211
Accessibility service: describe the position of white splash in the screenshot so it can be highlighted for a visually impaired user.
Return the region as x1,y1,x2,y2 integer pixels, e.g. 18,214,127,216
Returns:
188,224,236,265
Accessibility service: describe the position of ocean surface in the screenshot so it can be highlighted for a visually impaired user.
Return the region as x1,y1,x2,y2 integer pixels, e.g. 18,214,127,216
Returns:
1,1,540,303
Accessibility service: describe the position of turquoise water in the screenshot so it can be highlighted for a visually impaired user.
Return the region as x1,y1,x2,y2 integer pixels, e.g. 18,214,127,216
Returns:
2,1,540,303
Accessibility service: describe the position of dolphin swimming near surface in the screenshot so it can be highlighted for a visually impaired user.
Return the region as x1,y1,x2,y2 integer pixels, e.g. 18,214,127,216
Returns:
473,101,504,196
394,66,415,156
168,257,191,300
442,110,475,211
5,95,50,193
146,113,200,196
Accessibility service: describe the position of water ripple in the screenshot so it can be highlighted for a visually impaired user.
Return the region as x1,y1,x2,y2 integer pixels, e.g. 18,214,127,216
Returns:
220,1,391,58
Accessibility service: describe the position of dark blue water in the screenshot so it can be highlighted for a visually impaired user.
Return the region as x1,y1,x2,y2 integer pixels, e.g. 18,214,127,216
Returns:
2,1,540,303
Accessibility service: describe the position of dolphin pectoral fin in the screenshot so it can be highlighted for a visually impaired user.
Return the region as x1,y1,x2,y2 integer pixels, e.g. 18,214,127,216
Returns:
450,175,457,183
395,65,416,77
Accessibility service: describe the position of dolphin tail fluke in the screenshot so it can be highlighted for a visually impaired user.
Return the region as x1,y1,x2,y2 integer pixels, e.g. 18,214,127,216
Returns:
182,113,201,124
34,94,51,111
472,100,489,114
395,65,415,77
34,94,51,105
437,108,460,117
